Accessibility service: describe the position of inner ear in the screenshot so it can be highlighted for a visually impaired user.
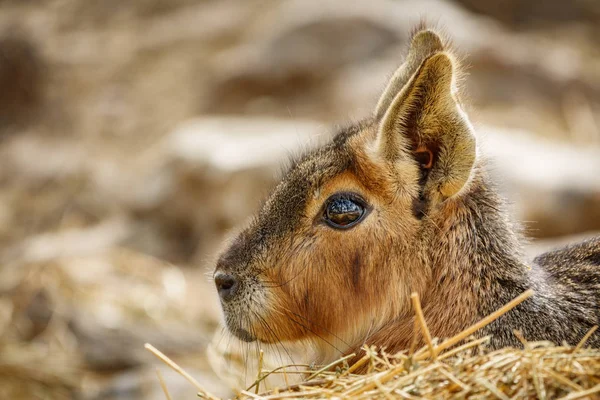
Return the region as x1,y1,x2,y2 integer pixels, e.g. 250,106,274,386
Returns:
375,51,476,203
414,146,434,169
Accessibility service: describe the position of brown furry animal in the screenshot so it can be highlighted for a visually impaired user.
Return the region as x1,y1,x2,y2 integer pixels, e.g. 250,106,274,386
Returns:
213,27,600,366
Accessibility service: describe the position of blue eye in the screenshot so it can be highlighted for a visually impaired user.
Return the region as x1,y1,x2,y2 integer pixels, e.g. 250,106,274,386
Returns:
324,194,367,229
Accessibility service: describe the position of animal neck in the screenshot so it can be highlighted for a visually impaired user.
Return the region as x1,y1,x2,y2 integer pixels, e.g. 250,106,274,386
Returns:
423,167,530,331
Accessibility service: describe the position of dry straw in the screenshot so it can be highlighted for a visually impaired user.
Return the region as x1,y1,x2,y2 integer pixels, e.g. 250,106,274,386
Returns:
146,289,600,399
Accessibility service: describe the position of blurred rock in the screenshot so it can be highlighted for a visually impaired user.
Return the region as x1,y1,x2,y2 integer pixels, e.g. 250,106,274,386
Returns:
69,317,209,371
482,127,600,237
166,117,324,172
483,127,600,192
3,217,132,264
524,231,600,261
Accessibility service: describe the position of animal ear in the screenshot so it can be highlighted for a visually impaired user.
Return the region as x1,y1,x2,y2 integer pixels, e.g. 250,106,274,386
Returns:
375,51,476,204
374,29,444,119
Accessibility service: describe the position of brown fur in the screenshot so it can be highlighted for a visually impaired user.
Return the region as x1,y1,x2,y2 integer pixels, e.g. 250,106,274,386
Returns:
213,27,600,366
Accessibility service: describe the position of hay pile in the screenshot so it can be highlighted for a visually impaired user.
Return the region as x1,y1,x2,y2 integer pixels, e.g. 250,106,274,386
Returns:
148,290,600,399
0,247,220,398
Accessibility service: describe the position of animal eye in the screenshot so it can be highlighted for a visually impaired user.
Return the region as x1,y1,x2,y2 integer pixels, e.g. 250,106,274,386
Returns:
323,194,367,229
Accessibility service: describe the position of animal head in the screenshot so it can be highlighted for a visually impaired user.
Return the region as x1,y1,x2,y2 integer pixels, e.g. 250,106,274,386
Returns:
214,28,477,359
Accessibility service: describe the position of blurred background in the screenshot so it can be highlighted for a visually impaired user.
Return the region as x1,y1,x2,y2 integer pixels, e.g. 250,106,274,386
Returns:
0,0,599,398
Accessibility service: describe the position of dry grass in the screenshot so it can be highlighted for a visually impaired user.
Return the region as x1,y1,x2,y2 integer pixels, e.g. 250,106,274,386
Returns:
0,248,217,399
147,289,600,399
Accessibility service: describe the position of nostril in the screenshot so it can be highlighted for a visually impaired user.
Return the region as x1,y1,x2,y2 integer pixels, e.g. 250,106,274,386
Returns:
215,273,238,300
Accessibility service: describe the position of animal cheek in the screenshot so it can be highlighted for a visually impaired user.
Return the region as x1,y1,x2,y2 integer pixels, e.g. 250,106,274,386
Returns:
351,252,362,290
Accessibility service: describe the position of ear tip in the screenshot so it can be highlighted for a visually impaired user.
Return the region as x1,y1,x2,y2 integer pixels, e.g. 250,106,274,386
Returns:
410,29,444,54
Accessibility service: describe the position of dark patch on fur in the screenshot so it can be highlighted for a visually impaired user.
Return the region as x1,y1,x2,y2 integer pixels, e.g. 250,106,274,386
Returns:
412,166,430,219
412,196,426,220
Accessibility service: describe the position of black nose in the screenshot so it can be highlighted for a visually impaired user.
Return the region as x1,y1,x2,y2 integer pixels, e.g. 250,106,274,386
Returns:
215,273,239,301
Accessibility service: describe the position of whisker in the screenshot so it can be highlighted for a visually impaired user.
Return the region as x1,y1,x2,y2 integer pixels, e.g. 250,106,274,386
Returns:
284,308,351,348
259,240,313,289
251,309,296,366
224,319,234,371
261,260,311,288
242,314,252,385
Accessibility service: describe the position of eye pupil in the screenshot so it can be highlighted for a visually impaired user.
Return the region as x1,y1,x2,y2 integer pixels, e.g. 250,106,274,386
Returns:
324,196,366,228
